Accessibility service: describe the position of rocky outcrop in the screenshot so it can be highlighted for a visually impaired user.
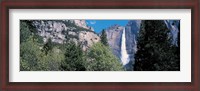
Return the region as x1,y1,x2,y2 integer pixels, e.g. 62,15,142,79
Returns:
125,20,141,64
105,24,124,59
79,31,100,51
104,20,179,70
105,20,178,69
74,20,94,31
104,22,142,66
164,20,180,46
32,20,67,44
31,20,100,51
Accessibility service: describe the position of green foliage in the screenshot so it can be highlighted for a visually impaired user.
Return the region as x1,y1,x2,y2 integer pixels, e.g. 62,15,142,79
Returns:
37,47,64,71
60,41,86,71
20,21,64,71
20,20,43,44
134,20,180,71
42,38,53,55
33,34,44,44
86,42,124,71
20,36,42,71
60,41,124,71
20,20,124,71
100,29,108,46
20,36,64,71
20,21,32,43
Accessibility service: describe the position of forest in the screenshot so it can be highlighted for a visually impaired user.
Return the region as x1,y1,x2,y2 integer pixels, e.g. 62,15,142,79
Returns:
134,20,180,71
20,20,180,71
20,20,124,71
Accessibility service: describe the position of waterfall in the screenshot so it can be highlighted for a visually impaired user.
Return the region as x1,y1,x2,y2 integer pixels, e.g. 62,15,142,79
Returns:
120,28,130,65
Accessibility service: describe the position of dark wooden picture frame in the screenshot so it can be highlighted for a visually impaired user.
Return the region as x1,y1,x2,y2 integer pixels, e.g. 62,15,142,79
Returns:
0,0,199,91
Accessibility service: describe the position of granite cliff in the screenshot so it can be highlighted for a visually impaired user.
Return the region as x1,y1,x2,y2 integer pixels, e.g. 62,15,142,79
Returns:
31,20,100,51
105,24,124,59
104,20,179,70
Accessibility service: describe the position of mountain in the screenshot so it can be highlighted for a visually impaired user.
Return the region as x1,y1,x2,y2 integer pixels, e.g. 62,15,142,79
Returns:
104,21,141,66
104,20,179,70
74,20,94,31
105,24,124,59
31,20,100,51
125,20,142,64
30,20,179,70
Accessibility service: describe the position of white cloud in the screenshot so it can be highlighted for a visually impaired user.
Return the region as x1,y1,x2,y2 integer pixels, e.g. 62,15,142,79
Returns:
89,21,96,24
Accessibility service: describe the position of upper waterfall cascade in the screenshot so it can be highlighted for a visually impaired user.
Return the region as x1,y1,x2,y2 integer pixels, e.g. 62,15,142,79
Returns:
120,28,130,65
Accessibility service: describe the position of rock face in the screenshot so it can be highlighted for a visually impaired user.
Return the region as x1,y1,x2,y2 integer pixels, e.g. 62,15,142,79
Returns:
105,24,124,59
79,31,100,51
32,20,66,44
104,22,142,70
164,20,180,46
74,20,94,31
125,20,142,64
32,20,100,51
105,20,179,70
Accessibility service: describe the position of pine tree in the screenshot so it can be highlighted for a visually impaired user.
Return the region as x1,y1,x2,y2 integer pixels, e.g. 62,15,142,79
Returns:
20,21,32,43
60,41,86,71
134,20,180,71
100,29,108,46
43,38,53,55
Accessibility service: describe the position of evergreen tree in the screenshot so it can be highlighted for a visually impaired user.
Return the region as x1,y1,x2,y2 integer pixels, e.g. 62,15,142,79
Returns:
134,20,180,71
20,21,32,43
177,21,180,49
100,29,108,46
43,38,53,55
60,41,86,71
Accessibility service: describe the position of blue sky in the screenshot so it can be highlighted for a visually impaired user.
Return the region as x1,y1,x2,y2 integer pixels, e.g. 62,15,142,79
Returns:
86,20,128,33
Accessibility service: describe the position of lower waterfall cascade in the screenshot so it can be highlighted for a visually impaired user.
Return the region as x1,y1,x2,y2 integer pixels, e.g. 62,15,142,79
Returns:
120,28,130,65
